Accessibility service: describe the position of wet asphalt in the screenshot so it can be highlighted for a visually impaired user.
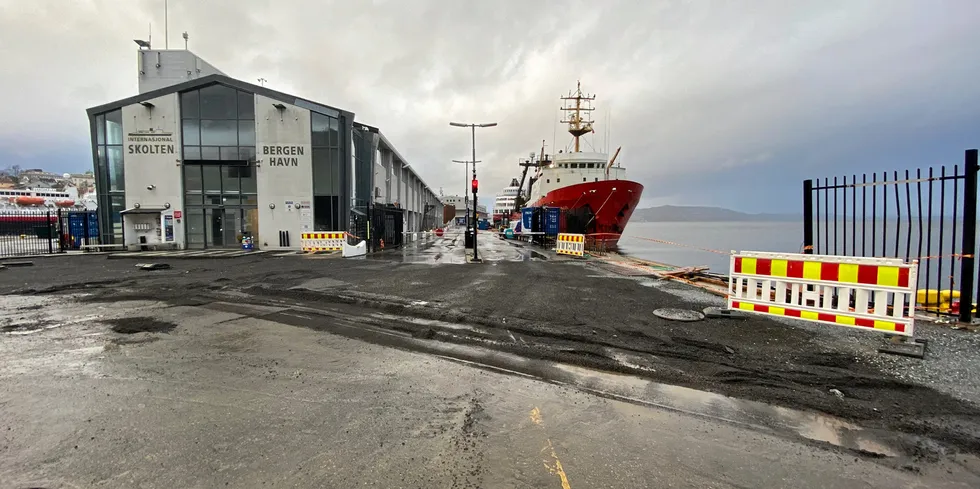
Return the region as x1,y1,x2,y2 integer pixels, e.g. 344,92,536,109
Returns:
1,233,980,486
3,296,977,488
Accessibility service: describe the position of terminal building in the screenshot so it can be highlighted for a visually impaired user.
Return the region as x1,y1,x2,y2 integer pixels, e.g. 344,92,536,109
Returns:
441,195,487,225
86,46,443,251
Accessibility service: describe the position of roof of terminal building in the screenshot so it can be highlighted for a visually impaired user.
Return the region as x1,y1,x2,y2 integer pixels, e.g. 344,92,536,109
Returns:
86,74,354,120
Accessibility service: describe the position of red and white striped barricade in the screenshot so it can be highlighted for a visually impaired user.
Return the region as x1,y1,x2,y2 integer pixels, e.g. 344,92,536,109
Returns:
727,251,918,336
301,232,345,252
556,233,585,257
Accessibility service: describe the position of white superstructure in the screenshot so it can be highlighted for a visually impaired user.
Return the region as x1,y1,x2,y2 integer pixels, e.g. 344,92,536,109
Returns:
0,186,78,203
528,151,626,203
493,180,521,218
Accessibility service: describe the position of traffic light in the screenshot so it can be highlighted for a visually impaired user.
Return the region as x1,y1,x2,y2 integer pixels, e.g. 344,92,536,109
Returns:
471,179,478,192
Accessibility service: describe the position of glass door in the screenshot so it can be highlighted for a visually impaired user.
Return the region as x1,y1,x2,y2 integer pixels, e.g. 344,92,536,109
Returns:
208,208,225,247
223,208,240,246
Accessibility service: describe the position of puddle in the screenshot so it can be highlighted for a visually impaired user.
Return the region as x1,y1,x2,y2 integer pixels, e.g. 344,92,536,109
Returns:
369,312,491,335
392,238,531,265
552,363,900,457
374,325,903,458
106,317,177,335
355,309,902,457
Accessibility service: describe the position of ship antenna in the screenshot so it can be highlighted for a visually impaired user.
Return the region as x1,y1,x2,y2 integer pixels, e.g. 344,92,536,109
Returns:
560,80,596,153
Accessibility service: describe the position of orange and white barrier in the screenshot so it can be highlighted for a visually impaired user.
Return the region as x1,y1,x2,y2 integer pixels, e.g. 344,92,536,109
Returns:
728,251,918,336
556,233,585,257
301,232,345,252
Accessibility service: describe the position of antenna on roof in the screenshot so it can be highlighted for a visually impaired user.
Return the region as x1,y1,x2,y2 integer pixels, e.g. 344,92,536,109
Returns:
182,31,189,50
165,0,169,49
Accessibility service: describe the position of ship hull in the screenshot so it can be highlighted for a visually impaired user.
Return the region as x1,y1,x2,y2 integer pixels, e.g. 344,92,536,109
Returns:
529,179,643,248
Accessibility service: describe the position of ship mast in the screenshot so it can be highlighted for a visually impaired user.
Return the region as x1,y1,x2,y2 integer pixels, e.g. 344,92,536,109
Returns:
560,81,595,153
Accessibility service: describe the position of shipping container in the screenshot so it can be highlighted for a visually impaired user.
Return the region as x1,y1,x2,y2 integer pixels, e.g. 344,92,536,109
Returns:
543,207,560,235
521,207,535,230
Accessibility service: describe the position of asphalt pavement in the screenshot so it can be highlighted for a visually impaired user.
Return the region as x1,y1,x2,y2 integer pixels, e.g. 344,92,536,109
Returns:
3,295,977,488
2,233,980,487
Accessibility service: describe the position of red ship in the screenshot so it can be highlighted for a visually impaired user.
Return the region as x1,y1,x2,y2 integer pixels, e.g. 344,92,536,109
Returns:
520,82,643,248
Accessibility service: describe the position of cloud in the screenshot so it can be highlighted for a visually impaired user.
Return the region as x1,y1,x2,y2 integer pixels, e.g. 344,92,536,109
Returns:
1,0,978,212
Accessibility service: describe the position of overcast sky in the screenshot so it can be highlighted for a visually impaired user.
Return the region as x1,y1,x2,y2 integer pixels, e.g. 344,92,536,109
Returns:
1,0,978,212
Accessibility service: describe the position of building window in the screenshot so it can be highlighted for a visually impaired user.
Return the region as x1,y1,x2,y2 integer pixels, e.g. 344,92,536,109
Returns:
199,84,238,119
96,114,105,144
92,108,125,244
311,111,345,231
180,84,255,163
182,161,258,249
106,146,125,191
105,110,123,145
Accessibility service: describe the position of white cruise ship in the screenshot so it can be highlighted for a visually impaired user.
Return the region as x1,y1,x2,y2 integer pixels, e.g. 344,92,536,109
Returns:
492,179,521,223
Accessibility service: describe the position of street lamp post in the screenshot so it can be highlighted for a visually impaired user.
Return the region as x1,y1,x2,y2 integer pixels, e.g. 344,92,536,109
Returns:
450,122,497,261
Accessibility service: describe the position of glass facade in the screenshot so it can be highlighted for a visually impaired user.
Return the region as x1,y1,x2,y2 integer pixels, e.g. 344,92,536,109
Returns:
92,109,125,243
351,126,376,212
180,84,256,164
182,163,258,248
89,80,376,250
180,84,258,248
311,111,346,231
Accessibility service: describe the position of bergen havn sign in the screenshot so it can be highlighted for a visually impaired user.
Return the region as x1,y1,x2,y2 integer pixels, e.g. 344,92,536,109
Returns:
262,145,304,166
127,131,175,155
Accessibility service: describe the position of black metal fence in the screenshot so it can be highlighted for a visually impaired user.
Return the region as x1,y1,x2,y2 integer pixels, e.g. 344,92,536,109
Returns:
0,210,58,257
0,209,100,258
348,204,404,252
803,149,979,323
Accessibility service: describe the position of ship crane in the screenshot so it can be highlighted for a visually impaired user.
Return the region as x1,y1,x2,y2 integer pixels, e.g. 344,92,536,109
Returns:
605,146,622,179
514,140,548,213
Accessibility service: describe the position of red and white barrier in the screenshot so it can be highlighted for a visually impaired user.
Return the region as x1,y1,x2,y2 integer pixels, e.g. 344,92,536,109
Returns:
728,251,918,336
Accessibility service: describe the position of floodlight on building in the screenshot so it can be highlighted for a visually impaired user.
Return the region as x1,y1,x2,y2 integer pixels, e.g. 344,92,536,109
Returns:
134,39,151,49
272,103,286,110
139,101,155,108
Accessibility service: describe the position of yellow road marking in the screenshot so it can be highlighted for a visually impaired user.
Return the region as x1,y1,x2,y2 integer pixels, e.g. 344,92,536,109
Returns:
530,407,543,425
529,407,572,489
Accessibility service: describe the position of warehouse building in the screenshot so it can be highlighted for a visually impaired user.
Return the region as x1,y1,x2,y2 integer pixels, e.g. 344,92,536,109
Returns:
86,47,442,251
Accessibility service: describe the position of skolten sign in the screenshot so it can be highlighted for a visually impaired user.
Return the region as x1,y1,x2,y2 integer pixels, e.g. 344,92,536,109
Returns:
127,130,175,155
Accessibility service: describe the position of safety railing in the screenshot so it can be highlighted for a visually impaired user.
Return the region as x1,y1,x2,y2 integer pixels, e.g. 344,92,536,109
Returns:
803,149,979,322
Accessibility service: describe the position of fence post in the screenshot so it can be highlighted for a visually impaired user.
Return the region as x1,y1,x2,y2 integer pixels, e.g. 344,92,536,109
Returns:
958,149,978,323
46,211,53,254
803,179,814,254
58,209,65,252
60,209,68,253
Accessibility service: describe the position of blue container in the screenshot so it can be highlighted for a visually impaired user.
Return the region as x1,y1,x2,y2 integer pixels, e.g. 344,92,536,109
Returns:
504,228,515,239
544,207,560,235
66,211,99,249
521,207,535,230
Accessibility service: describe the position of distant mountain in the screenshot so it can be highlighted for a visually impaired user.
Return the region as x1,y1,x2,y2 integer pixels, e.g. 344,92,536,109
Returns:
631,205,799,222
